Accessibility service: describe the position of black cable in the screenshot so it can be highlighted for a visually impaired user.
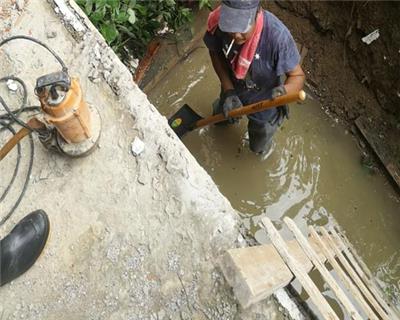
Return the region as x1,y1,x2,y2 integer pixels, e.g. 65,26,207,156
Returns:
0,35,68,73
0,123,21,203
0,76,39,132
0,35,68,225
0,134,34,226
0,79,36,226
0,106,40,129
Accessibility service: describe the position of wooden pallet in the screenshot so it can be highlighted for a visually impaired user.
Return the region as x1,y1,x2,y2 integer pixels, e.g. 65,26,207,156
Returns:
220,218,399,319
260,217,399,320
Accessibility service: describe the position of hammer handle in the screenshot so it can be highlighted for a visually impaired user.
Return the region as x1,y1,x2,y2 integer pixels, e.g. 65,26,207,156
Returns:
195,90,306,128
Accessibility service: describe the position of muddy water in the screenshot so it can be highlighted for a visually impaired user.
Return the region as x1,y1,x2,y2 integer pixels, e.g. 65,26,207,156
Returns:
148,47,400,308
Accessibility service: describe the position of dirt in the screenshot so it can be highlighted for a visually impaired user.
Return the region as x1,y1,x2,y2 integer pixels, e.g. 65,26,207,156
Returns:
265,1,400,183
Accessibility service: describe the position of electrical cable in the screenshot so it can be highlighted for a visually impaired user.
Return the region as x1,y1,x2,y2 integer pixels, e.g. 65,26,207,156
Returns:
0,76,39,132
0,78,38,226
0,35,67,225
0,35,68,73
0,122,21,203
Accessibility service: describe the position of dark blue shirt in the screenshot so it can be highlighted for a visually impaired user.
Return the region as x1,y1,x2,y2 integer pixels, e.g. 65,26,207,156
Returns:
204,10,300,123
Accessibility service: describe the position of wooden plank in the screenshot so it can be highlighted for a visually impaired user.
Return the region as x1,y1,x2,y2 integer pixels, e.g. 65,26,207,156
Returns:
219,236,328,308
334,227,400,319
310,227,379,320
260,217,339,320
318,227,390,320
134,40,161,85
355,116,400,190
284,218,363,320
297,43,309,66
330,228,400,320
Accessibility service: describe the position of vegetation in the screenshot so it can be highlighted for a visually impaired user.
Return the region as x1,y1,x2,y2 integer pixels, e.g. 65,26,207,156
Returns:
77,0,211,59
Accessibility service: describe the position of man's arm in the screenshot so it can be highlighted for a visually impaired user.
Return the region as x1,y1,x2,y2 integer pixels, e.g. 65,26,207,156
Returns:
209,50,235,93
283,64,305,93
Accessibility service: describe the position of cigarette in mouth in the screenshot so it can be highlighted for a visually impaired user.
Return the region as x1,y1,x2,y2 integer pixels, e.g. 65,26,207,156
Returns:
225,38,235,57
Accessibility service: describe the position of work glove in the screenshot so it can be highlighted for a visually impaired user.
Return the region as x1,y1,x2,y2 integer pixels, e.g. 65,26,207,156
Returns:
271,85,287,99
221,89,243,123
271,85,289,125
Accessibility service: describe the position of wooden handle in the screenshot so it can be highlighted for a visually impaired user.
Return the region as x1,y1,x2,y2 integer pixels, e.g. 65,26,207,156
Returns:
195,90,306,129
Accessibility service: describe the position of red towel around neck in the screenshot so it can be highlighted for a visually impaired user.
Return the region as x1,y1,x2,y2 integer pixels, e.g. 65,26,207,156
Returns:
207,5,264,79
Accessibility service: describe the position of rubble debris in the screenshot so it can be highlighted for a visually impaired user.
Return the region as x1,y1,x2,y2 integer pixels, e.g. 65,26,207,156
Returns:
361,29,380,45
15,0,25,11
274,289,306,320
131,137,145,156
53,0,86,33
6,79,18,92
88,69,101,83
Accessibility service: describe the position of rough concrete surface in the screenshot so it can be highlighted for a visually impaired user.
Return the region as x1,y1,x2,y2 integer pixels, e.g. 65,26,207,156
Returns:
0,0,282,319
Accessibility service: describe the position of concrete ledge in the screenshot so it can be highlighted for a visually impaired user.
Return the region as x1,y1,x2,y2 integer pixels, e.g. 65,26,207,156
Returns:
0,1,283,318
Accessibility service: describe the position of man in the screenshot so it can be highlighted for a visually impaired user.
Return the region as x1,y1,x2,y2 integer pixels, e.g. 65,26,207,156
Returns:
204,0,305,154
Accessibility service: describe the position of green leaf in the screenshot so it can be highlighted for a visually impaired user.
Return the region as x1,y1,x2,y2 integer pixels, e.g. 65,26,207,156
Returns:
95,0,107,10
134,4,146,16
76,0,93,15
79,0,195,59
162,12,171,20
100,22,119,43
106,0,119,10
199,0,212,10
90,9,105,22
85,0,94,14
180,8,190,18
116,12,129,23
127,8,136,25
117,25,137,38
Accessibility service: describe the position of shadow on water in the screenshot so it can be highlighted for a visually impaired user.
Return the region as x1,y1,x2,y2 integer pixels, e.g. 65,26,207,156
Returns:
149,47,400,309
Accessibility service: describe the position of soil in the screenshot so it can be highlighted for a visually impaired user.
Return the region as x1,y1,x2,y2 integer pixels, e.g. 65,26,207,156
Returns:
265,1,400,185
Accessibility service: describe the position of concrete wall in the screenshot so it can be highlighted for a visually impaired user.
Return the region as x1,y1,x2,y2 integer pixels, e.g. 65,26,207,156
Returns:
0,1,281,319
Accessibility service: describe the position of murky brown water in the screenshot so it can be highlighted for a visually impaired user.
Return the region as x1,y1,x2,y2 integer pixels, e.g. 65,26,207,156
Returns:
149,47,400,310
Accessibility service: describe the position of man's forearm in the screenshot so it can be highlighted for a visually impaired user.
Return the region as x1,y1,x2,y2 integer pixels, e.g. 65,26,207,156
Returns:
283,64,305,93
209,50,234,93
284,75,305,93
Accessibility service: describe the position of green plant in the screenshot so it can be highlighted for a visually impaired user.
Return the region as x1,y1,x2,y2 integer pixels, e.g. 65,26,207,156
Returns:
76,0,199,58
199,0,212,9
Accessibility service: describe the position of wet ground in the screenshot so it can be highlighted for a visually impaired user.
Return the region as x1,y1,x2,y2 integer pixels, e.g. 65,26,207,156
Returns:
149,46,400,309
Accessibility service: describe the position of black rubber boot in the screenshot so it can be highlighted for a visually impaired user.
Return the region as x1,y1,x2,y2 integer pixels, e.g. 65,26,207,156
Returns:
1,210,49,286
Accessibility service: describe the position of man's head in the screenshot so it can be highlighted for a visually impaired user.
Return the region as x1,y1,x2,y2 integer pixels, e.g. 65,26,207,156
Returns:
219,0,260,34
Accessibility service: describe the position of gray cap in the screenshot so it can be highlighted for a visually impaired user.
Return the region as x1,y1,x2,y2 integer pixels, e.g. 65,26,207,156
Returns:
218,0,260,33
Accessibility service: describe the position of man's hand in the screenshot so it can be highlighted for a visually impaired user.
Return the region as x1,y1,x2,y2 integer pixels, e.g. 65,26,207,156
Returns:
271,86,289,125
271,85,287,99
221,89,243,122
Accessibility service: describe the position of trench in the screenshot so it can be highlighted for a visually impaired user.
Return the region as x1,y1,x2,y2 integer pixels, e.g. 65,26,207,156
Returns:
147,45,400,313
